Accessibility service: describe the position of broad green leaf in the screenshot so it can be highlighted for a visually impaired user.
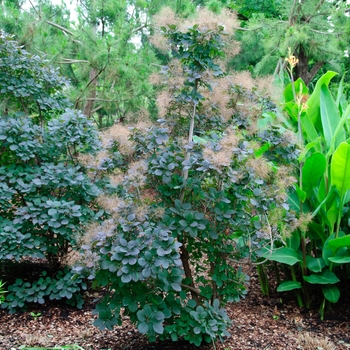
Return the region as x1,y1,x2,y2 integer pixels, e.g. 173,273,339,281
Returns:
193,326,201,334
344,189,350,205
303,268,340,284
330,142,350,199
307,71,338,126
254,142,270,157
302,152,326,192
263,247,301,266
286,230,300,250
323,232,338,266
327,235,350,253
322,285,340,303
326,104,350,157
153,322,164,334
287,190,310,212
128,301,138,313
284,78,308,103
257,112,279,131
326,200,338,231
320,84,344,149
298,137,322,162
193,135,207,145
277,281,302,292
138,322,149,334
336,74,345,108
295,184,306,202
300,113,320,146
328,256,350,264
306,256,326,273
308,222,327,242
288,190,301,211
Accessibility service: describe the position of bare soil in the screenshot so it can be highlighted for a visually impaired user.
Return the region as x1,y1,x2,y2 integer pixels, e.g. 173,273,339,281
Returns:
1,266,350,350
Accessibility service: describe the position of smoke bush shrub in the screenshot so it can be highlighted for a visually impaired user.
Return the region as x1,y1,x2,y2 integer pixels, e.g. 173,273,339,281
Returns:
75,7,298,347
0,32,103,311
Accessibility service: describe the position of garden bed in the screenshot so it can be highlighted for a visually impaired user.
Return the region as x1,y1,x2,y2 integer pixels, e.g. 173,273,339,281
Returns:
1,266,349,350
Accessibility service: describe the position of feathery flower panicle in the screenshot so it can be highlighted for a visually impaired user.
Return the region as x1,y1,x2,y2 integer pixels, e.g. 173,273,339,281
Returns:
150,7,177,52
269,208,287,227
179,8,238,33
246,157,272,181
150,206,165,219
231,71,256,91
157,90,172,118
134,204,150,221
203,147,231,168
128,159,148,174
203,131,239,168
281,130,298,146
291,212,313,233
149,72,163,86
134,120,153,130
103,124,134,157
152,7,178,29
220,131,240,150
222,36,240,60
78,153,94,168
126,160,148,188
96,194,122,213
255,76,275,95
202,76,232,121
168,59,186,88
276,166,297,189
149,33,169,52
127,108,150,124
109,171,124,186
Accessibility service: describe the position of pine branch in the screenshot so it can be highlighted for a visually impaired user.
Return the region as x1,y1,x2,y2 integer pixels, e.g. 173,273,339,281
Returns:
231,26,263,31
45,20,75,36
309,28,341,35
91,105,103,113
59,59,90,64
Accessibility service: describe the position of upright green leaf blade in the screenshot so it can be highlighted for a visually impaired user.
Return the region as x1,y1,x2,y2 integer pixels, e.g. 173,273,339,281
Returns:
320,84,344,149
298,137,322,162
307,71,338,126
300,112,320,146
302,152,326,192
330,142,350,199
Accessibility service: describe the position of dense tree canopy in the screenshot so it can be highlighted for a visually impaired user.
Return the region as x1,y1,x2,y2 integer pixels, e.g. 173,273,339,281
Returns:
0,0,159,127
228,0,350,85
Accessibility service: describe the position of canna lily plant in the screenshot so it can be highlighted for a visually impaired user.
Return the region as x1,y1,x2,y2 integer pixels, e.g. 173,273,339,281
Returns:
262,53,350,319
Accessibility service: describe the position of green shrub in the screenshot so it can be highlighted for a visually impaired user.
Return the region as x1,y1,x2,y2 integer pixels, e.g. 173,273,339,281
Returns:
75,9,298,347
0,32,103,311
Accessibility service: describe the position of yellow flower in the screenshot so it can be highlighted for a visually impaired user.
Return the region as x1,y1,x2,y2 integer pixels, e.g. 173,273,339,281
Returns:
285,55,299,68
301,102,308,111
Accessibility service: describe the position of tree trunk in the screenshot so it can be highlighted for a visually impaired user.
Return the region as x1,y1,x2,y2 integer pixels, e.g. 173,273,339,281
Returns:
83,68,98,118
295,46,324,86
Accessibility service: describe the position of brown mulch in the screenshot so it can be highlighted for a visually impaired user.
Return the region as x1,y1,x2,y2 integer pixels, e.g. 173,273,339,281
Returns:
1,267,350,350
